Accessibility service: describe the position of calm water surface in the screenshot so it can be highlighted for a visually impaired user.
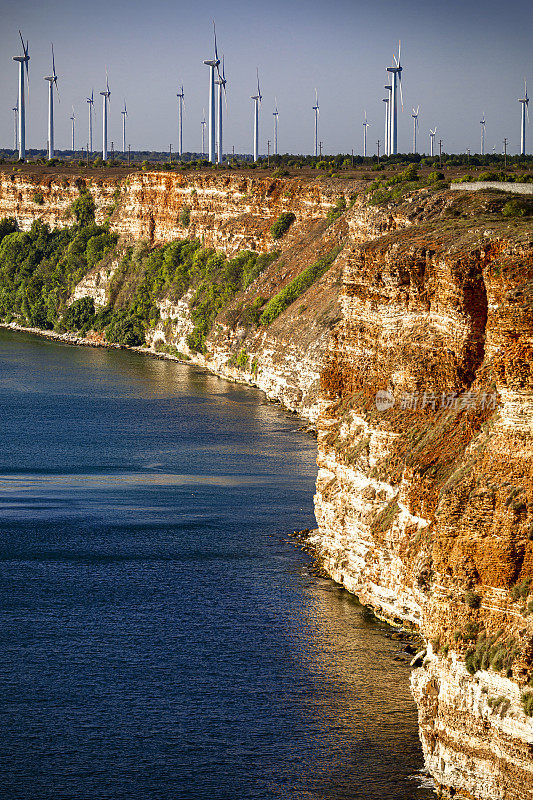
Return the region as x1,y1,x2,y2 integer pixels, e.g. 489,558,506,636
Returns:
0,329,433,800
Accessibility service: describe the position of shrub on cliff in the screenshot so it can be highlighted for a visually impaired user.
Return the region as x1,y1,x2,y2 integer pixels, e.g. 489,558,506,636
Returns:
64,296,96,333
0,218,17,243
85,232,118,269
522,692,533,716
325,197,347,225
71,190,95,227
260,246,342,326
104,311,145,346
270,212,296,240
502,199,532,218
179,206,191,227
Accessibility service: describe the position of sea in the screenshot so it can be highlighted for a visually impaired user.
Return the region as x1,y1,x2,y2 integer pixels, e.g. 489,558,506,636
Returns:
0,328,434,800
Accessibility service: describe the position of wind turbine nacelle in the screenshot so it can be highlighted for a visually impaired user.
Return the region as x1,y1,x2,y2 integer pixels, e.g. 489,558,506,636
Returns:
204,60,219,67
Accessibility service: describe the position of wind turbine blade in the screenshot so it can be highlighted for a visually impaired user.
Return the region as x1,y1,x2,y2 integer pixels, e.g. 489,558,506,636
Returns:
213,21,218,61
398,73,404,109
51,43,56,76
398,39,401,65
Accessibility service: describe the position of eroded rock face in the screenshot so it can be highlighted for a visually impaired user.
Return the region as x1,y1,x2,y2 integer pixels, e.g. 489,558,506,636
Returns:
411,652,533,800
313,212,533,798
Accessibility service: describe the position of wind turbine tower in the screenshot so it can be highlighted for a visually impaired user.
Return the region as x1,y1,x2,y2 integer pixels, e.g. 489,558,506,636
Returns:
362,111,370,157
383,96,390,156
13,31,30,160
313,90,319,158
215,60,227,164
121,101,127,154
176,86,184,158
87,90,94,154
13,102,18,153
519,80,529,156
386,42,403,155
384,78,392,155
201,111,206,156
429,128,437,157
203,23,220,164
70,107,76,152
100,75,111,160
44,45,59,160
251,69,262,162
273,100,279,155
411,106,419,153
480,114,486,155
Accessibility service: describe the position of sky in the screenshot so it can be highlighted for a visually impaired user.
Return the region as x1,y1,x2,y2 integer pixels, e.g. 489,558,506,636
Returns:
0,0,531,156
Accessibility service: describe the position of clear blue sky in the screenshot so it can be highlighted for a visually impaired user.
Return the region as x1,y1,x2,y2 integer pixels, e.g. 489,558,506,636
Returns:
1,0,531,155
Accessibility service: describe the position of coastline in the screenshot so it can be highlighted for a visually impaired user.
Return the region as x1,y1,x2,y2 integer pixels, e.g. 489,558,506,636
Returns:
0,321,192,363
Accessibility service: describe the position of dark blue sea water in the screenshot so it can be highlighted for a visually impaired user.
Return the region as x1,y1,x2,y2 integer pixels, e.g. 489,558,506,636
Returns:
0,329,433,800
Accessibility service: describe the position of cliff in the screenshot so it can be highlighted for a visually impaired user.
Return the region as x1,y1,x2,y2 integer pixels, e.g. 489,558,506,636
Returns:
313,189,533,798
1,165,532,798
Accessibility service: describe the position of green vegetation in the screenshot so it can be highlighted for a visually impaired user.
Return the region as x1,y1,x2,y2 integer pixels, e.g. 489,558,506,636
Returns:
179,205,191,227
522,692,533,717
462,629,520,677
488,696,510,713
32,191,44,205
270,212,295,240
184,250,279,352
260,246,342,326
510,578,531,602
0,200,116,330
325,196,347,225
0,203,281,352
153,341,189,360
64,296,96,333
71,189,96,227
371,497,400,533
502,198,533,218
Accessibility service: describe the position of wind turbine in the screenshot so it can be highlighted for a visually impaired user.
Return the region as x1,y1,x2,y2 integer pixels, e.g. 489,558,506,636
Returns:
313,89,319,157
13,31,30,160
203,22,220,164
411,106,419,154
12,101,18,153
201,109,206,157
383,96,390,156
384,75,392,155
44,44,59,160
87,90,94,154
215,58,227,164
519,80,529,156
176,85,184,158
480,114,486,156
362,111,370,157
121,100,127,154
386,42,403,155
70,107,76,152
273,99,279,156
251,68,262,162
429,127,437,157
100,73,111,160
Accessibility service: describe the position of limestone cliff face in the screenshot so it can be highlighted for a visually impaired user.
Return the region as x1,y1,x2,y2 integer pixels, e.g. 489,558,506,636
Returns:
67,173,408,420
0,169,121,228
313,195,533,798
